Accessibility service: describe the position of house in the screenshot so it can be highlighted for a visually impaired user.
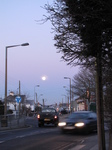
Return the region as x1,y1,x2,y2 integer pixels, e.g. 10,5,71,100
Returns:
76,98,86,111
71,99,77,111
7,94,26,110
7,94,26,114
6,93,35,115
75,94,96,111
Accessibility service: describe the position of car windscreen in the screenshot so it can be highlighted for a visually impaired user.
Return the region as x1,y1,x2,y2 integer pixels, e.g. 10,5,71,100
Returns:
68,113,89,119
42,108,56,113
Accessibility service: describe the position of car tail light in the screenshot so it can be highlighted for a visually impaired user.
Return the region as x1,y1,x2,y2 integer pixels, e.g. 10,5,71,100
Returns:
54,115,57,119
37,114,40,119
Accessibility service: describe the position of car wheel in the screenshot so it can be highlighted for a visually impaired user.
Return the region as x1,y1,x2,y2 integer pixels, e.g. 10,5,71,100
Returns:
38,123,41,127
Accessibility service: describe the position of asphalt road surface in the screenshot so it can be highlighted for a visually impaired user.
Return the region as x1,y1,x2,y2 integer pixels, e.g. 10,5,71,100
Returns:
0,116,99,150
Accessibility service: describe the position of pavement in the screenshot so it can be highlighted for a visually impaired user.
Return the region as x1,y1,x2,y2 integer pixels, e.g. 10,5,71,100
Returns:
71,131,109,150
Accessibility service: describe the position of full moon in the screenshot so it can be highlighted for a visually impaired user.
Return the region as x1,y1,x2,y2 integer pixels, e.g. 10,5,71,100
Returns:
42,76,47,81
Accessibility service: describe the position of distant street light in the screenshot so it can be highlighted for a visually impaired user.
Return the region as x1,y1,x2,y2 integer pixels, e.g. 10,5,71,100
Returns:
64,77,71,112
37,94,43,104
63,85,68,97
62,94,67,103
4,43,29,116
38,94,43,100
34,85,40,103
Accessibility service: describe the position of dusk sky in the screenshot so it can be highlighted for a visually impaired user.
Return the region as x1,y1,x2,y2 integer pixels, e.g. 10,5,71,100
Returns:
0,0,79,105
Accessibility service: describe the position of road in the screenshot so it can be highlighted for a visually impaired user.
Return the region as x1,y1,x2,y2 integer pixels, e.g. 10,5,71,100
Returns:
0,117,98,150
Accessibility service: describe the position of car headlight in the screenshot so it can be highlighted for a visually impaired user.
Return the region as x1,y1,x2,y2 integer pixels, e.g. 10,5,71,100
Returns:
75,122,85,127
58,122,66,127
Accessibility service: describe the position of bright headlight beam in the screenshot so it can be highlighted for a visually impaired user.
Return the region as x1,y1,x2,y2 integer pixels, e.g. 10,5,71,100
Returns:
58,122,66,126
75,122,85,127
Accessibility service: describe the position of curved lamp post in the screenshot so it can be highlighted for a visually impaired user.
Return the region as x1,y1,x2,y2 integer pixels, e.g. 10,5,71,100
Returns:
4,43,29,116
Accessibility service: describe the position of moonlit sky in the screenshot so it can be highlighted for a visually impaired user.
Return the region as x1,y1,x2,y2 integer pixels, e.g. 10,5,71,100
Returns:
0,0,79,105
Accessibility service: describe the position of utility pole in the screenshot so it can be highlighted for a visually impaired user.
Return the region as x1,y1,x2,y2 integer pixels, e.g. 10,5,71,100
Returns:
43,99,44,107
36,93,37,103
68,96,69,112
19,80,21,95
19,80,21,116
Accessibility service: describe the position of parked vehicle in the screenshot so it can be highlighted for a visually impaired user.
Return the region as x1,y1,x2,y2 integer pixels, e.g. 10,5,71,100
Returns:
37,107,59,127
58,111,97,134
89,102,96,112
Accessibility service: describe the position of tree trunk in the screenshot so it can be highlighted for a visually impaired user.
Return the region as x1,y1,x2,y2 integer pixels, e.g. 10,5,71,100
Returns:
96,54,106,150
109,128,112,150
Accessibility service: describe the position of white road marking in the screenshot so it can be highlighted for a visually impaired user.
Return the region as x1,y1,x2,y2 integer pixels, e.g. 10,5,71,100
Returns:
69,145,85,150
0,141,4,143
15,128,57,139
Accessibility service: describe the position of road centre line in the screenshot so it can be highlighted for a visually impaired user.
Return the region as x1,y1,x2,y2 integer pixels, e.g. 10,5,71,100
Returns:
69,145,85,150
0,141,4,144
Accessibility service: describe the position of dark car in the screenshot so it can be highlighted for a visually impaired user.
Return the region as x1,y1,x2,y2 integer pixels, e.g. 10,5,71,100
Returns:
58,111,97,134
37,107,59,127
61,109,68,114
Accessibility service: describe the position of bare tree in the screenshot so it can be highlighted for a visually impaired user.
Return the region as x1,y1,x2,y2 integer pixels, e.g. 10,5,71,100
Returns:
72,67,96,101
42,1,112,149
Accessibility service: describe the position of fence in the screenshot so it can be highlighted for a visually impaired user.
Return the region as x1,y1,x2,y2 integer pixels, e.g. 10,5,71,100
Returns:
0,114,26,130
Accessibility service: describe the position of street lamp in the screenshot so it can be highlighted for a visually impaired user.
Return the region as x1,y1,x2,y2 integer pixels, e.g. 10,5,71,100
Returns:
4,43,29,116
64,77,71,112
34,85,40,103
38,94,43,100
37,94,43,104
62,94,67,103
63,86,68,101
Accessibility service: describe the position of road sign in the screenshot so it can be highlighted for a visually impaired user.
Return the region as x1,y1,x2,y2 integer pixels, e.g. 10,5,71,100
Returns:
15,96,21,103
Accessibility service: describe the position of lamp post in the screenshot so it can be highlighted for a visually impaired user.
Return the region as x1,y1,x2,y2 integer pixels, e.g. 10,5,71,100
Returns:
62,94,67,103
64,77,71,112
4,43,29,116
36,93,43,104
38,94,43,101
63,86,68,103
34,85,40,104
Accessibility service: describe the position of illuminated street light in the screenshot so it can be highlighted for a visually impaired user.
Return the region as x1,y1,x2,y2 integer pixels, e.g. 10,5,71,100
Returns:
4,43,29,116
64,77,71,112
